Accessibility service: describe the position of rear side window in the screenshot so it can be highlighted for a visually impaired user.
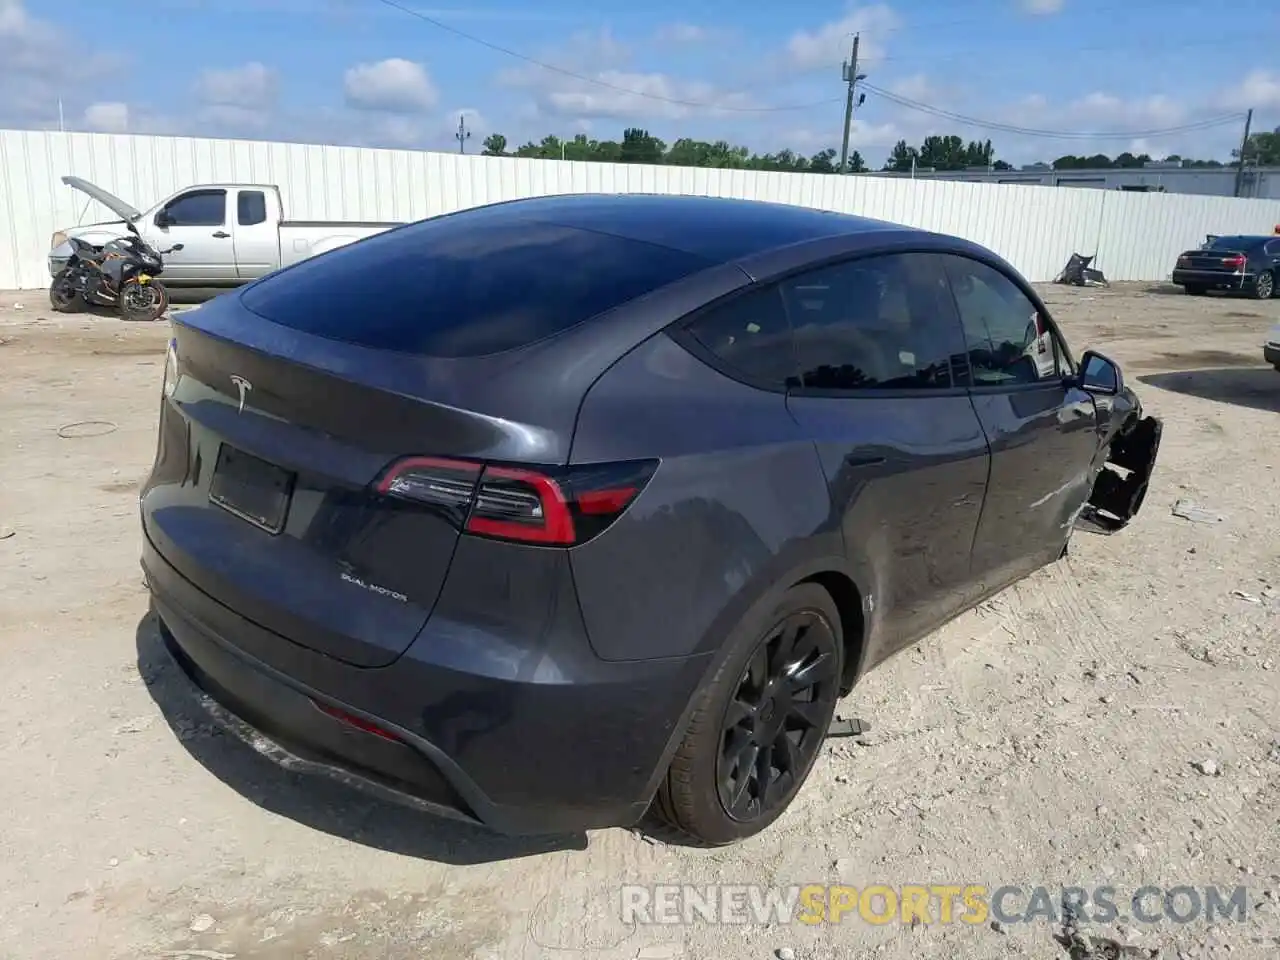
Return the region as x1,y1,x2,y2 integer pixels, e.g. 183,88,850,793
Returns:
238,191,267,226
682,286,795,388
240,218,708,357
780,252,966,390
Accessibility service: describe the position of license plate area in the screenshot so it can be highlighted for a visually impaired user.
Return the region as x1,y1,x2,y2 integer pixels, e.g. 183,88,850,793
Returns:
209,444,295,534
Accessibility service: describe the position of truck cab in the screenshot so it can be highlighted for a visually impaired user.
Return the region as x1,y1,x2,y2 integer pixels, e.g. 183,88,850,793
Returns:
50,177,401,287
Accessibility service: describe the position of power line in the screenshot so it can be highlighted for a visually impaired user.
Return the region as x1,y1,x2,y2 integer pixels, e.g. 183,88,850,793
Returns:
859,82,1248,140
371,0,841,112
372,0,1254,137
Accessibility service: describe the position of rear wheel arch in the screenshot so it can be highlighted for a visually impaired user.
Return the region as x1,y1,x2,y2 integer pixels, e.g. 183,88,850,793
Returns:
798,569,866,694
637,553,867,807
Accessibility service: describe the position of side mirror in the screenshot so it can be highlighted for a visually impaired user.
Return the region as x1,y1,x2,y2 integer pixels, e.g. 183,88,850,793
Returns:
1076,349,1123,395
154,211,171,228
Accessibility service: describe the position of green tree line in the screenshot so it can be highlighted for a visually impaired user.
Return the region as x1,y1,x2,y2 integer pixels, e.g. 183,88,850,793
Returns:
479,125,1280,172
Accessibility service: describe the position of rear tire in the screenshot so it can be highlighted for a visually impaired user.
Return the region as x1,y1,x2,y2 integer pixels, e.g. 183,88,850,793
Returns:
1251,270,1274,300
654,583,843,845
49,273,81,313
1184,285,1207,296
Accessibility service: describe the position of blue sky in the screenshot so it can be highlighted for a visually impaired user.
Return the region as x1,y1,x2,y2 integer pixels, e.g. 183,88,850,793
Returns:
1,0,1278,167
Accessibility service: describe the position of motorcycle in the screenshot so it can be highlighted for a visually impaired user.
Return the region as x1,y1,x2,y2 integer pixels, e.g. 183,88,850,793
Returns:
49,223,183,322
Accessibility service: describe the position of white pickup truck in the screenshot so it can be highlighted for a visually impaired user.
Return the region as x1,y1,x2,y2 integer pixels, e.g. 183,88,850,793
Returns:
49,176,403,287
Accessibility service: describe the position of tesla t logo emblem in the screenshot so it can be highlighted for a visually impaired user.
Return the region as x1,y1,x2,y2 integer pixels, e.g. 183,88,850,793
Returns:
229,375,252,414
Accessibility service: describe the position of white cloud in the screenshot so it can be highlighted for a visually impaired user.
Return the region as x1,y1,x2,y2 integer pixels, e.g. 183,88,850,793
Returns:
343,58,438,113
1218,70,1280,112
499,28,761,123
655,23,710,44
195,62,278,108
1020,0,1065,13
785,4,900,71
196,103,272,132
83,101,129,133
540,72,761,121
0,0,122,128
887,73,941,102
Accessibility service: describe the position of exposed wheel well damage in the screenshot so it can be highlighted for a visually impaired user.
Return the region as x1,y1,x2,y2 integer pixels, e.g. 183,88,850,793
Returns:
799,570,865,695
1080,412,1163,535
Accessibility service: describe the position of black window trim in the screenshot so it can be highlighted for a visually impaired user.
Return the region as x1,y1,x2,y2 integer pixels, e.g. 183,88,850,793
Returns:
668,244,1081,401
936,250,1078,396
673,247,979,400
671,254,978,399
163,187,228,227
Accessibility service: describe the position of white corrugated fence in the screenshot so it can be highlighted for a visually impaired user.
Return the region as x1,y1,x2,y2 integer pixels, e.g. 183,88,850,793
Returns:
3,128,1280,291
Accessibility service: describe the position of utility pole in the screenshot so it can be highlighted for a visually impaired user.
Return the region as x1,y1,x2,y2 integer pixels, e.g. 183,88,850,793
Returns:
455,114,471,154
839,34,861,174
1232,108,1253,198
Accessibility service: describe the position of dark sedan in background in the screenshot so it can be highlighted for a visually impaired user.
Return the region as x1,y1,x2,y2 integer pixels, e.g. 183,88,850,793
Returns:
1172,234,1280,299
141,194,1162,845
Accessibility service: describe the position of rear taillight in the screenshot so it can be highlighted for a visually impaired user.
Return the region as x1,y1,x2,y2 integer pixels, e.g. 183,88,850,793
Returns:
1224,255,1246,269
1177,256,1190,267
375,456,657,546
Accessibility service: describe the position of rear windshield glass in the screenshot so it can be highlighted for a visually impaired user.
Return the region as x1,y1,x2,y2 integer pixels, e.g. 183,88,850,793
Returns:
240,214,709,357
1206,236,1253,250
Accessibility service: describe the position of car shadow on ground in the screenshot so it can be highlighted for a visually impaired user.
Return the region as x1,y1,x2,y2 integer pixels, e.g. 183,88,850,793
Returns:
134,611,589,864
1138,367,1280,414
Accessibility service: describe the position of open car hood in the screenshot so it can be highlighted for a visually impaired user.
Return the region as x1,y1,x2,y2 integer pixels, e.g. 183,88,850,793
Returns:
61,175,142,222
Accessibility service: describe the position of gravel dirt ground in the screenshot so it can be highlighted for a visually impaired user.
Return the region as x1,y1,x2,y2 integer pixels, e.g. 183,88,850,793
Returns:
1,282,1278,960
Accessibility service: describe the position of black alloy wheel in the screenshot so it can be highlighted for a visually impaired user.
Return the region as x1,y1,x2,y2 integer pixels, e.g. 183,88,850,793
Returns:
653,583,844,845
715,609,839,823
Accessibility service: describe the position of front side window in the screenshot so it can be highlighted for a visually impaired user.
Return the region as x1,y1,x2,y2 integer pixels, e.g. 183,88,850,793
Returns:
942,256,1062,386
779,252,966,391
162,189,227,227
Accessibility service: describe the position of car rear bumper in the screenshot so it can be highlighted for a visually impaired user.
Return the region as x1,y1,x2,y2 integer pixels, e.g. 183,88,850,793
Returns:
1264,344,1280,366
141,534,710,836
1171,269,1252,288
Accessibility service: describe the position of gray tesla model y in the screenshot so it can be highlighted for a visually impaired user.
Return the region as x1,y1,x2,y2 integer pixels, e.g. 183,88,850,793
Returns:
141,193,1161,845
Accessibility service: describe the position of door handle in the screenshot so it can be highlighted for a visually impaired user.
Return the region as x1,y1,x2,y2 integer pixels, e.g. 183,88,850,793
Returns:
212,231,230,239
844,454,887,468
